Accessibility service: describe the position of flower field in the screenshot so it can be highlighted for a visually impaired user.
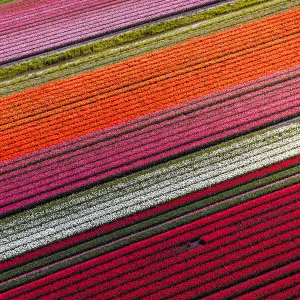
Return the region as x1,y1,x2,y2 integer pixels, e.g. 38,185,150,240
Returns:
0,0,299,299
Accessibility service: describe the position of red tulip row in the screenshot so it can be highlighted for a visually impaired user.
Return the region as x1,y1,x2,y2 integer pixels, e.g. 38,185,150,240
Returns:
43,203,299,299
236,272,300,300
1,152,299,274
2,182,299,298
204,260,300,299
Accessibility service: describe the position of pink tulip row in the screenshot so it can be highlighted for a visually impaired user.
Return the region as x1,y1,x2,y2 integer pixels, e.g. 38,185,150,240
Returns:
1,73,299,215
0,0,149,35
2,65,297,174
0,0,118,24
0,0,216,63
1,145,299,275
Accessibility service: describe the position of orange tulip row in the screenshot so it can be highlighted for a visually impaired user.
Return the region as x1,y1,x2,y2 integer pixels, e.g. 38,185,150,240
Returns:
1,35,298,162
1,8,298,122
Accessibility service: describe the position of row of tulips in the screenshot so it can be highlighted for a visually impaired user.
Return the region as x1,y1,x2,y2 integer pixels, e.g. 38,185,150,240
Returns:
3,10,298,112
0,75,299,213
1,34,299,161
0,0,218,63
1,120,300,263
2,187,299,298
1,152,299,280
2,63,297,173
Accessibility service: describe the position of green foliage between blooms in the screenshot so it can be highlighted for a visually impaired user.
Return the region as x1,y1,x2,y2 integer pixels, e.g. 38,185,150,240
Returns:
0,0,270,81
0,0,295,97
0,0,14,4
1,162,299,291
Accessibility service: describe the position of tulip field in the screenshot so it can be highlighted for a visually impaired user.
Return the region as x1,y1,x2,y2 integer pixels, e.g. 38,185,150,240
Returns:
0,0,299,299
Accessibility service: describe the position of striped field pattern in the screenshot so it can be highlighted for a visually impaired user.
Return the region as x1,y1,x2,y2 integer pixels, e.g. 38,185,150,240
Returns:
0,0,299,299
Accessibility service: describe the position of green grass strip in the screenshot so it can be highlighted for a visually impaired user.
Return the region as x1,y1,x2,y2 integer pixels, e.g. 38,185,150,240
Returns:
0,0,14,5
1,115,297,229
0,0,286,82
1,0,297,98
2,114,299,251
1,162,299,291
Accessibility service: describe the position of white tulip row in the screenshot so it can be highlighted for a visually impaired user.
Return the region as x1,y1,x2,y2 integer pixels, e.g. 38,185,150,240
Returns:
0,119,300,260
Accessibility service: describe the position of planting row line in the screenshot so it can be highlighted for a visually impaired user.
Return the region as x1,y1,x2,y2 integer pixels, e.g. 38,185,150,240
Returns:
2,189,299,298
0,0,274,83
2,28,298,133
236,271,300,300
0,0,219,63
0,0,117,20
2,37,298,162
1,172,298,279
5,212,298,296
2,79,297,193
1,79,299,209
1,0,214,38
2,145,299,279
144,239,299,300
2,91,300,215
1,122,293,231
1,113,297,224
2,127,299,245
0,0,210,31
205,260,300,299
0,0,193,43
65,222,300,299
2,164,299,292
2,119,299,246
3,10,297,112
21,204,300,298
1,120,300,259
1,64,297,174
2,165,296,292
1,0,280,97
0,0,127,33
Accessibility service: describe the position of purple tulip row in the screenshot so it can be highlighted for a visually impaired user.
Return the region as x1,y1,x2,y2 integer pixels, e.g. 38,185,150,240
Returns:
0,0,123,34
0,0,217,63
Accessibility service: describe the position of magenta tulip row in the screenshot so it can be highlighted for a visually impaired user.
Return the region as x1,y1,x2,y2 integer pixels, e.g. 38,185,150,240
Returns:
0,67,298,215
